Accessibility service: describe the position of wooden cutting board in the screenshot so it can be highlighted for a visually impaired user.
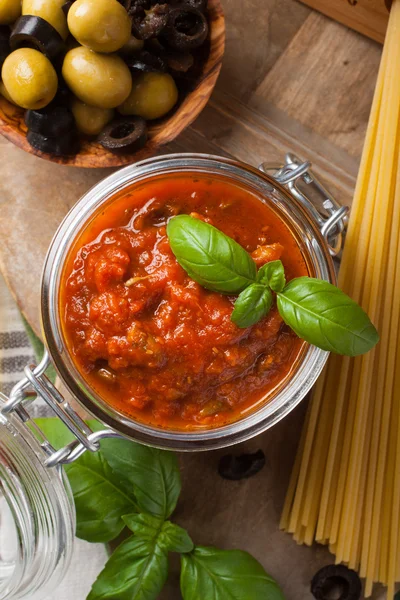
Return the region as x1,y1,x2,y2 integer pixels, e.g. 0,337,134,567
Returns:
0,1,386,598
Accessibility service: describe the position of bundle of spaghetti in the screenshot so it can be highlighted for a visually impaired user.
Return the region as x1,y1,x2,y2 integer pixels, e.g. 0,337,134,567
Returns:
280,1,400,596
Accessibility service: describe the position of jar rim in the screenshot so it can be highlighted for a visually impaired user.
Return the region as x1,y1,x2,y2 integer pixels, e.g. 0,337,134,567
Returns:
41,153,336,450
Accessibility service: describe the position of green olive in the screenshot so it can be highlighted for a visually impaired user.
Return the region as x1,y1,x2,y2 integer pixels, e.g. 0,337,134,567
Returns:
2,48,57,109
120,35,144,56
71,97,114,135
22,0,68,40
68,0,131,54
0,0,21,25
118,72,178,120
0,80,17,104
62,47,132,109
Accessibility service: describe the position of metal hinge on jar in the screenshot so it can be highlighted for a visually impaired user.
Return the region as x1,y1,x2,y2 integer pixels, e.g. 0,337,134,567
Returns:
259,153,349,257
0,351,121,468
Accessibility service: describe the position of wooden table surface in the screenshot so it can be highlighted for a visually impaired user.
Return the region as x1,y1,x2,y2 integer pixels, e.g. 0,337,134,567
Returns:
0,1,386,598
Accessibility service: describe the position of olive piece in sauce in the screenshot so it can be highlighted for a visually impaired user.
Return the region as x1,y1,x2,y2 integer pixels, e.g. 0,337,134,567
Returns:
218,450,266,481
2,48,58,109
163,6,208,51
71,97,114,135
311,565,362,600
0,25,10,70
25,104,75,136
68,0,131,54
0,0,21,25
98,116,147,153
130,3,169,40
118,71,177,120
10,16,65,60
27,129,80,155
62,46,132,108
22,0,69,40
166,50,193,74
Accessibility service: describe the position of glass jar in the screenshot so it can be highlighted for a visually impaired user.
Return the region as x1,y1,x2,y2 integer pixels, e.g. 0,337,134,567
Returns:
0,153,347,599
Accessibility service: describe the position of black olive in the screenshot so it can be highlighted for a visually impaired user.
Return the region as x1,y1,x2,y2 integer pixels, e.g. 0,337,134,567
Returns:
218,450,266,481
0,26,10,71
27,130,80,156
162,6,208,51
177,0,208,13
62,0,76,16
98,117,148,153
131,3,170,40
125,49,167,73
311,565,362,600
10,16,65,61
25,105,75,137
166,50,193,73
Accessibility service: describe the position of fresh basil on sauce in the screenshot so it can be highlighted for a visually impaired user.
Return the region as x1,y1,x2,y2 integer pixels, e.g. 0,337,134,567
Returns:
277,278,380,357
167,215,379,356
257,259,286,292
231,284,273,328
167,214,257,293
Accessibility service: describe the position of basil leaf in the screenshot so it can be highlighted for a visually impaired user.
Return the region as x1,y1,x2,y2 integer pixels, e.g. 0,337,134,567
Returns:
123,514,194,554
159,522,194,554
277,277,379,356
101,438,181,520
35,419,137,543
231,283,273,328
167,215,257,294
257,260,286,292
87,534,168,600
180,546,285,600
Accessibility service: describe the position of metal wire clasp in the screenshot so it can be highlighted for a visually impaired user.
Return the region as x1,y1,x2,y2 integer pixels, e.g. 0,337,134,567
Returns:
259,153,349,257
0,350,120,468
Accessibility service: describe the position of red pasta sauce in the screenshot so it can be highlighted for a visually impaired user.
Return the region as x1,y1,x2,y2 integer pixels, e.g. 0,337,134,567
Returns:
60,173,309,430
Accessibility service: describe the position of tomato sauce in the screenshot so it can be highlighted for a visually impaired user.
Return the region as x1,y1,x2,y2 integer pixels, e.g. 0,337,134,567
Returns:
60,173,308,430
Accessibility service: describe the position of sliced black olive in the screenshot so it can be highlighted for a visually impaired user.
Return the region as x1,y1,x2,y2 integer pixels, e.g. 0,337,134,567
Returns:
163,6,208,50
27,130,80,156
166,50,193,73
177,0,208,12
10,16,65,61
125,49,167,73
0,26,10,71
311,565,362,600
218,450,266,481
98,117,147,153
25,105,75,137
131,3,170,40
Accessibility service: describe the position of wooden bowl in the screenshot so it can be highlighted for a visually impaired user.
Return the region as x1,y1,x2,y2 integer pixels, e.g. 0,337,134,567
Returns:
0,0,224,168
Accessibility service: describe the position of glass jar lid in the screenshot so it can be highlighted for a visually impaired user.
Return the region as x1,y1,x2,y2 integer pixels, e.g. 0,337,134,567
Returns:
0,393,75,600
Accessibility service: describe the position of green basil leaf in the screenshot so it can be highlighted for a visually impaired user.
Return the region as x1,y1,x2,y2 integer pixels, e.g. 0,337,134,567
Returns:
35,419,137,543
180,546,285,600
87,534,168,600
231,283,273,328
256,260,286,292
167,215,257,293
123,513,163,538
277,277,379,356
159,521,194,554
101,438,181,520
123,514,194,553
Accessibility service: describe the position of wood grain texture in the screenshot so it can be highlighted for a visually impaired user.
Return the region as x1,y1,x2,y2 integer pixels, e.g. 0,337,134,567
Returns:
0,0,225,168
299,0,389,43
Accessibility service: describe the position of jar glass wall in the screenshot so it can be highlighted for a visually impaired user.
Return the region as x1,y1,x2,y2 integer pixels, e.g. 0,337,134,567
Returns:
0,395,75,600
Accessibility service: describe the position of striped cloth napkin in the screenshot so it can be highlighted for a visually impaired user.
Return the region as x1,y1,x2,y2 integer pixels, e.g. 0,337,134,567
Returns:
0,274,107,600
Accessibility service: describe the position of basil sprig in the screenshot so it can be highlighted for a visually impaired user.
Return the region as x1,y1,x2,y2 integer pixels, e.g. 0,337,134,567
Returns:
167,216,379,357
37,418,284,600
